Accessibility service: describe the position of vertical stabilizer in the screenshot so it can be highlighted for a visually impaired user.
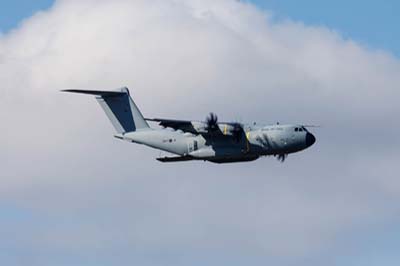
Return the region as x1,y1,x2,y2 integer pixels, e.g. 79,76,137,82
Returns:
63,87,150,134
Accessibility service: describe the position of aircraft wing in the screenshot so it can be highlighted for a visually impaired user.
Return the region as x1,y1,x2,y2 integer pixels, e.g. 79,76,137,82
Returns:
146,118,243,140
145,118,199,134
145,117,223,136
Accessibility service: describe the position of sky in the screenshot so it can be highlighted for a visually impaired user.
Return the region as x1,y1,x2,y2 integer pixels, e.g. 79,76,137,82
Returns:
1,0,400,55
0,0,54,32
1,0,400,266
251,0,400,56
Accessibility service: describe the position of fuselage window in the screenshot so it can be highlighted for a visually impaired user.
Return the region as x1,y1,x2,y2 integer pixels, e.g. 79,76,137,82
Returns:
295,128,298,132
194,140,198,151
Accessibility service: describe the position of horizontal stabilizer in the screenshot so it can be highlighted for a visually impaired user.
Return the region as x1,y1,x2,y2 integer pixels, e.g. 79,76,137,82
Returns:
157,155,194,163
62,89,125,97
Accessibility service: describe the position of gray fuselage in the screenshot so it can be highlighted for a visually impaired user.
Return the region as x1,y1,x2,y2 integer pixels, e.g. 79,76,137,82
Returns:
120,124,315,163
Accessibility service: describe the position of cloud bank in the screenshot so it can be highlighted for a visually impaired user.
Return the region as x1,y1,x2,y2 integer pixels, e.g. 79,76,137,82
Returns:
1,0,400,265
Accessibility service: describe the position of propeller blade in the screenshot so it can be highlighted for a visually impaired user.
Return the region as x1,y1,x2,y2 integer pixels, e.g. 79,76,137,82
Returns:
205,112,219,131
276,154,287,163
231,122,244,142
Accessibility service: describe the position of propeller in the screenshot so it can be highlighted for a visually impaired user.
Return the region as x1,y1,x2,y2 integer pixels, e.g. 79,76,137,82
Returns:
231,122,244,143
205,112,219,132
275,154,287,163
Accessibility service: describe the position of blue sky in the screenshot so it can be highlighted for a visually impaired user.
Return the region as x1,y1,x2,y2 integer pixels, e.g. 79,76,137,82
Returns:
1,0,399,56
0,0,54,32
251,0,400,56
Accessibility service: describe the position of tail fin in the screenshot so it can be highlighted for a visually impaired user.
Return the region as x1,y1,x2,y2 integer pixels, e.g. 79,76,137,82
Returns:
63,87,150,133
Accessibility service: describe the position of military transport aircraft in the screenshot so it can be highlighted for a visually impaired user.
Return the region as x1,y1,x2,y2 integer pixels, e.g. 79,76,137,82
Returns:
63,87,316,163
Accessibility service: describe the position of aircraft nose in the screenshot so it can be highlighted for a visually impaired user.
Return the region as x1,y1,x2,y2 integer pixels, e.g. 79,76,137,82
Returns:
306,132,316,147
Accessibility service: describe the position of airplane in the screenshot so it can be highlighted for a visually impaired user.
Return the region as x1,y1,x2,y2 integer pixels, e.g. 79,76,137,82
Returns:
62,87,316,163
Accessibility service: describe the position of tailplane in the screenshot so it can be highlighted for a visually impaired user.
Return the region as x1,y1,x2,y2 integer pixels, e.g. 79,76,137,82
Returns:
62,87,150,133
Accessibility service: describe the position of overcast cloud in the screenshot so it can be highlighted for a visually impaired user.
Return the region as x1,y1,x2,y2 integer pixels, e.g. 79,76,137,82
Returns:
1,0,400,265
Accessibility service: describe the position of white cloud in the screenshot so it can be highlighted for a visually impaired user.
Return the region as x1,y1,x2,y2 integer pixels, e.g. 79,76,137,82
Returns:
1,0,400,265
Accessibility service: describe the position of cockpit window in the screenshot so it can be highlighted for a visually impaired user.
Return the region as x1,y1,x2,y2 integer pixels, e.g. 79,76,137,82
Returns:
295,127,309,132
295,127,306,132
